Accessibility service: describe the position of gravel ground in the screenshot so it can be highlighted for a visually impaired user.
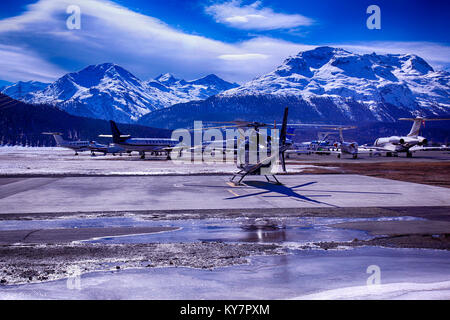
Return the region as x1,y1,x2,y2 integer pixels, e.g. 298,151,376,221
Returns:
302,160,450,188
0,242,283,285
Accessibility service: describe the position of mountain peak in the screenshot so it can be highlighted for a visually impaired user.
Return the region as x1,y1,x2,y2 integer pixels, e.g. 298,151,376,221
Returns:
1,80,49,100
198,74,220,81
301,46,350,56
92,62,116,68
82,62,124,74
59,62,141,89
20,65,237,123
402,54,434,74
220,46,449,119
274,47,345,77
155,73,180,85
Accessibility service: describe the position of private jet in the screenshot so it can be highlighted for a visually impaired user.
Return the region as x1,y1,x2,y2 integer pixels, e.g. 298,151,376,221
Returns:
286,130,334,156
42,132,124,156
42,132,90,155
286,126,359,158
363,117,450,157
100,121,179,159
330,127,359,159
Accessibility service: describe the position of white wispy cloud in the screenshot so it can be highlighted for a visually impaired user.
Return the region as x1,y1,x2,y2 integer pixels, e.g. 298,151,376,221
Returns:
0,0,309,83
218,53,268,60
205,0,314,31
0,44,67,82
0,0,448,86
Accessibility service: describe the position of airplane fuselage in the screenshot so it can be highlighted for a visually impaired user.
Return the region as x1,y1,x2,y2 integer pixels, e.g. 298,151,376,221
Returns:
89,142,124,155
115,138,179,152
374,135,427,152
59,141,91,151
337,141,359,155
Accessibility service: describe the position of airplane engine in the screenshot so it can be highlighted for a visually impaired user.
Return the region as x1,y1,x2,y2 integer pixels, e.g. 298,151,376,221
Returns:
401,137,420,146
419,138,428,146
389,138,399,144
388,137,402,144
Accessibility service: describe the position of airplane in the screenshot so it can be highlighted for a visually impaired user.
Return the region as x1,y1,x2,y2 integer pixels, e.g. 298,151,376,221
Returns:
285,126,358,158
287,134,333,156
42,132,90,155
363,117,450,157
43,132,124,156
100,120,179,159
329,127,359,159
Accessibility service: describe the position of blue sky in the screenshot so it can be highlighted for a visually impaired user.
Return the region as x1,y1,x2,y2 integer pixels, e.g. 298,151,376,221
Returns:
0,0,449,84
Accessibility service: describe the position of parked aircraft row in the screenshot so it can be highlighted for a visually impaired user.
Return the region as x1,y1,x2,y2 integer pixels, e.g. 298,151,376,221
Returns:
43,122,179,158
287,126,359,159
44,117,449,160
361,118,450,158
42,132,125,156
41,110,449,185
287,118,450,159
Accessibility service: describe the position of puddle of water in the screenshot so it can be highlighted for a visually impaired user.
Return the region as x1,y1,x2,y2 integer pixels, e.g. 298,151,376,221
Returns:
0,216,423,231
0,216,424,245
85,219,369,244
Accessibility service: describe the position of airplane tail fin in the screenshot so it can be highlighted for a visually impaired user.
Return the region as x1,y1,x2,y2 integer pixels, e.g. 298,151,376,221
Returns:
110,120,123,144
400,117,450,137
402,118,423,137
42,132,65,146
338,128,344,143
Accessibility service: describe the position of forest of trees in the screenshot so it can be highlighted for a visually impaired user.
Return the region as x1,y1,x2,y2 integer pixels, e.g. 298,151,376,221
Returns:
0,93,171,146
0,93,448,147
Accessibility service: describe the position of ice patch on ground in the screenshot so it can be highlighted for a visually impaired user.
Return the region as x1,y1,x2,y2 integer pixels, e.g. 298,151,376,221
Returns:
293,280,450,300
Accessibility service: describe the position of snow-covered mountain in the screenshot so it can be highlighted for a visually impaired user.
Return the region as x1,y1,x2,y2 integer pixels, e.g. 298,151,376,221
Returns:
22,63,236,123
1,81,49,100
24,63,176,123
139,47,450,129
146,73,238,101
220,46,449,120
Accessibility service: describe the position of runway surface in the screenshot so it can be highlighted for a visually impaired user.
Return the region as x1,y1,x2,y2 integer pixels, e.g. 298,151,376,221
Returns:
1,148,449,299
0,174,449,214
1,147,449,176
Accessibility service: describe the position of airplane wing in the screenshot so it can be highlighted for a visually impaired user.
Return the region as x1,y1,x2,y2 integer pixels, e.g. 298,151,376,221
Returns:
89,144,107,151
98,134,130,138
358,145,394,153
410,146,450,152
